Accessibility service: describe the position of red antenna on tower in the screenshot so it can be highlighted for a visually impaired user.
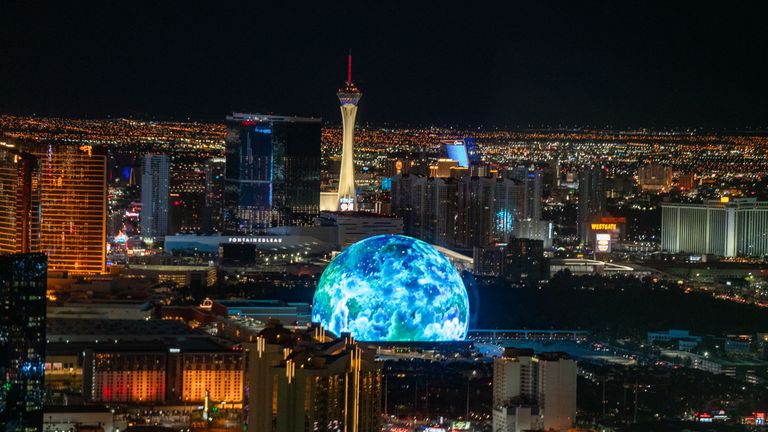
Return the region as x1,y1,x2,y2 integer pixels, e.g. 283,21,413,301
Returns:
347,49,352,84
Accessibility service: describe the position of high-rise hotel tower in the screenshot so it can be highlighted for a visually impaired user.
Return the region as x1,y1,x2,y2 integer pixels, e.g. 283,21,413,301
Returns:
0,145,40,254
28,144,107,275
336,52,362,211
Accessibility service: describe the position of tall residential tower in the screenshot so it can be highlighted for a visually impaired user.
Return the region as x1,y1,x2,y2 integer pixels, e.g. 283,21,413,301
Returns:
0,146,40,254
140,154,170,238
336,52,362,211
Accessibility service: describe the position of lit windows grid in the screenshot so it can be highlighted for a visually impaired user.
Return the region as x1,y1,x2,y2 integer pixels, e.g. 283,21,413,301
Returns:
34,148,106,274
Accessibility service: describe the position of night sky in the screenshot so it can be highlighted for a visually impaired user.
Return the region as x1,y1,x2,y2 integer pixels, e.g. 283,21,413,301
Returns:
1,2,767,128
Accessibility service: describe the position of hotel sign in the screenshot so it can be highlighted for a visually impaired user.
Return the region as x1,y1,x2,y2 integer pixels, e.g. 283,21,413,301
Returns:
339,197,355,211
591,223,617,231
227,237,284,244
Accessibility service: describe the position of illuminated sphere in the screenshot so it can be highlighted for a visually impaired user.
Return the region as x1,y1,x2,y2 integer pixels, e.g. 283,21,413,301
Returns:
312,234,469,341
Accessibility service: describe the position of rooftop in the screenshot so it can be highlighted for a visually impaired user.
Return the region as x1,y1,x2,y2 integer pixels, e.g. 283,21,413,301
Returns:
227,112,321,124
48,318,194,337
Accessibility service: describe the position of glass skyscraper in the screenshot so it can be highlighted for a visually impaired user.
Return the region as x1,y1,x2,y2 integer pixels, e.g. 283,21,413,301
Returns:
224,113,321,233
140,154,170,238
0,253,47,432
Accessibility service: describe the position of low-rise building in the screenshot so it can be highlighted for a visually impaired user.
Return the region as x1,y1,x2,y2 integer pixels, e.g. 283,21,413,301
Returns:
648,329,703,352
47,318,243,404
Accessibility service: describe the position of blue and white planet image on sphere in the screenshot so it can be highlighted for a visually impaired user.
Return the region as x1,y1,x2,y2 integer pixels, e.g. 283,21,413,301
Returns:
312,234,469,341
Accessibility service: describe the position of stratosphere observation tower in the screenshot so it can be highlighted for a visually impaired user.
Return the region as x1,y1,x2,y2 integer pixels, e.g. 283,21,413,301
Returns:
336,52,362,211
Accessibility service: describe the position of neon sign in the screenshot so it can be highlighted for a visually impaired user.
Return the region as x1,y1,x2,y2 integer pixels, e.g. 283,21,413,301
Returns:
591,223,617,231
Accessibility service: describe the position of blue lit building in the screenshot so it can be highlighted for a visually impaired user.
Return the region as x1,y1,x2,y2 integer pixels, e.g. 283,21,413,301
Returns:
441,138,481,167
0,253,47,431
224,113,321,233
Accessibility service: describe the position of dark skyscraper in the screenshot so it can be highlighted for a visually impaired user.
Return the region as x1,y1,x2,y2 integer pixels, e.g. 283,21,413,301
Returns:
0,253,47,432
203,157,226,233
578,167,607,245
503,237,546,286
456,176,496,248
224,113,321,233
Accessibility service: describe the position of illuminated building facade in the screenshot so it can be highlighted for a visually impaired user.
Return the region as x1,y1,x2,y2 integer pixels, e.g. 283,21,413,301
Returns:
440,138,481,168
244,322,382,432
87,352,167,402
0,253,47,432
29,144,107,275
168,164,205,234
83,347,243,404
429,158,459,178
140,154,169,238
336,53,362,211
661,198,768,257
637,163,673,192
493,176,523,241
224,113,321,233
179,352,243,403
0,147,40,254
385,158,416,177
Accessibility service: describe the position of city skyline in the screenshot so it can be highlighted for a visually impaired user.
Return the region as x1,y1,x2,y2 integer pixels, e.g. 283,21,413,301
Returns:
5,4,768,431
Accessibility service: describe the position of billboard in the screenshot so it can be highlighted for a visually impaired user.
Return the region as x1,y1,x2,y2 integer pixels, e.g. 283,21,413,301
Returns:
444,141,470,167
596,233,611,253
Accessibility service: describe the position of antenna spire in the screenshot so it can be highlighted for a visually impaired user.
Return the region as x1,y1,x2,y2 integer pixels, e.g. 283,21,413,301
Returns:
347,49,352,84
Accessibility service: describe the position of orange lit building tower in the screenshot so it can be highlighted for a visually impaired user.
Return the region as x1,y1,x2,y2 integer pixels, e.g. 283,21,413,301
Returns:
31,144,107,274
0,145,40,254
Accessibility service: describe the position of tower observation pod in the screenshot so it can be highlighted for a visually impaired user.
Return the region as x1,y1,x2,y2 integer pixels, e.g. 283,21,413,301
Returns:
336,51,362,211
